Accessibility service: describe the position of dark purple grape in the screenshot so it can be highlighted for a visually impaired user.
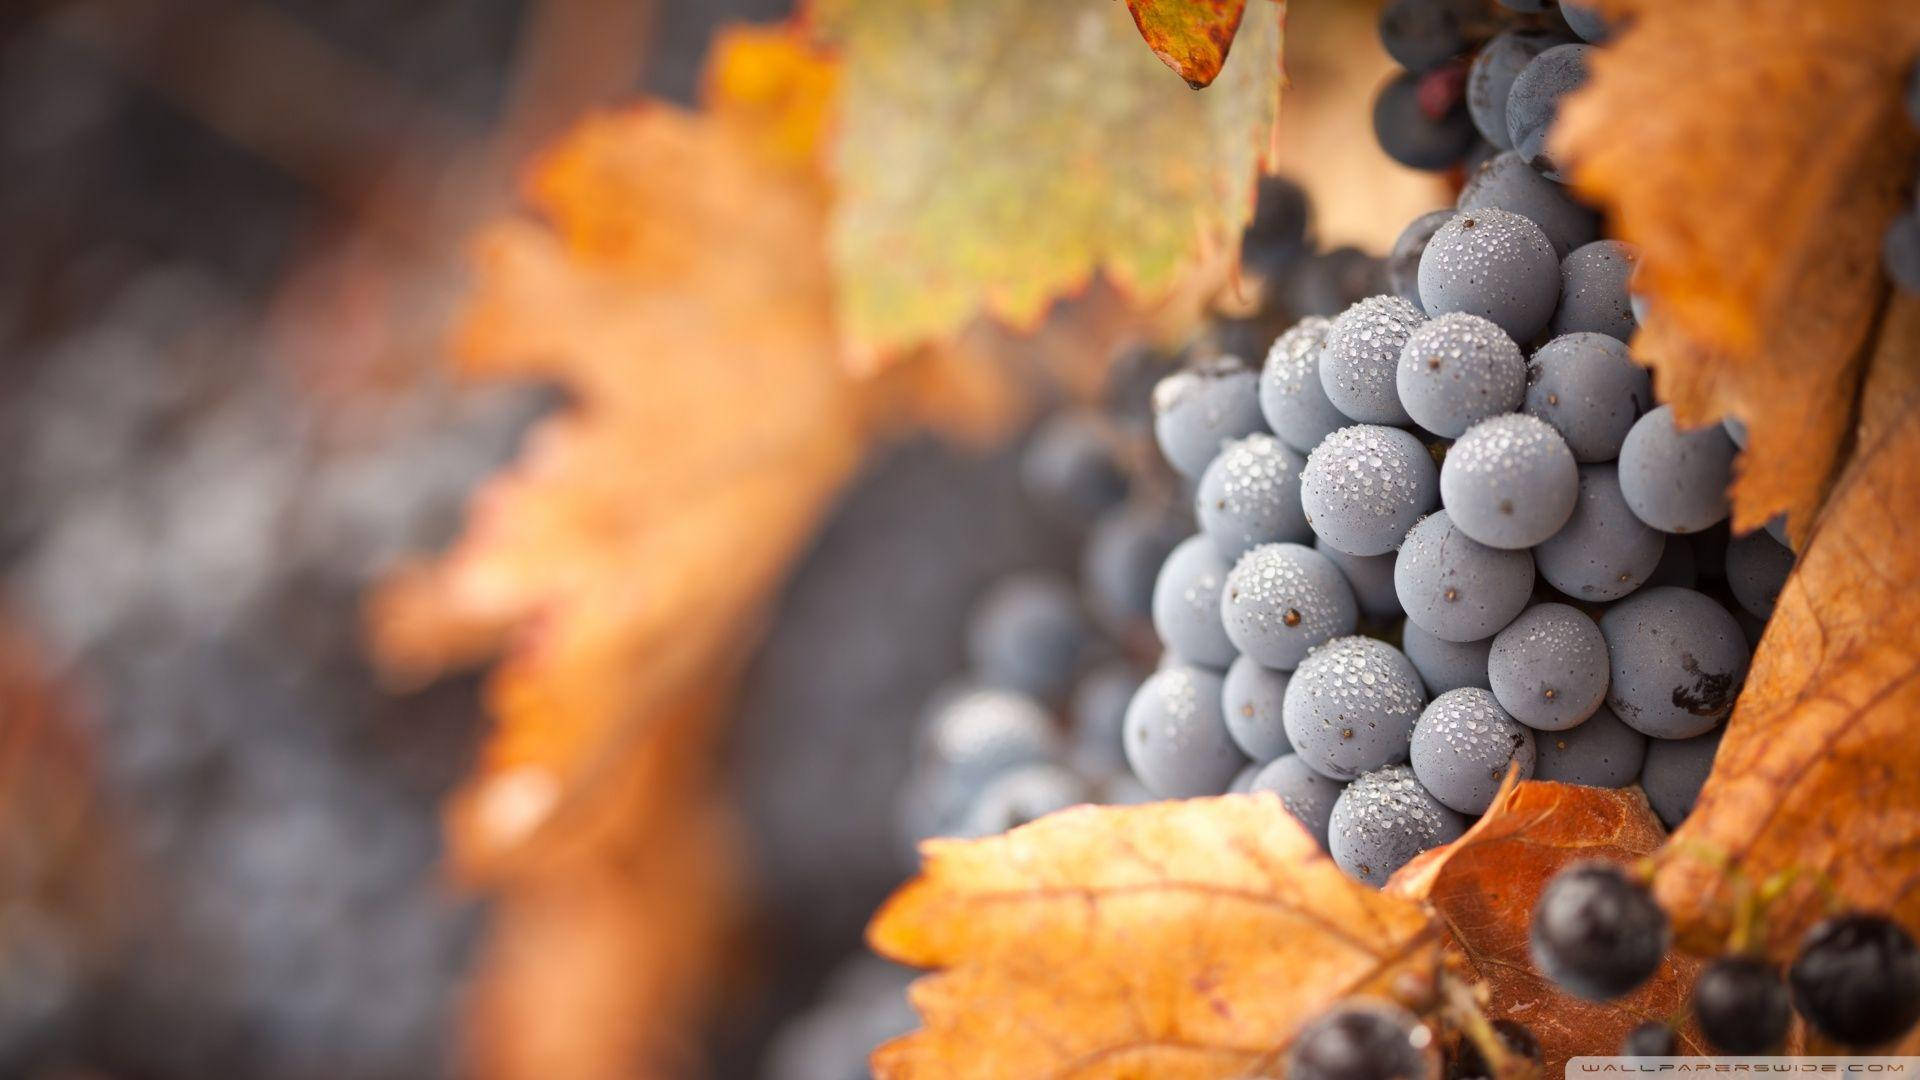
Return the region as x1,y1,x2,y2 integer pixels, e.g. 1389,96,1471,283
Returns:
1019,411,1128,521
1456,149,1598,258
1242,175,1312,280
1327,765,1465,886
1374,71,1478,173
1124,665,1247,798
1286,1000,1439,1080
1524,332,1650,463
1640,726,1723,829
1693,956,1791,1054
1083,502,1185,632
1552,241,1639,341
1617,404,1735,535
967,573,1089,699
1790,913,1920,1047
1418,210,1559,344
1409,687,1534,814
1466,32,1577,153
1530,861,1670,1001
1600,587,1748,740
1506,44,1593,181
1389,209,1457,312
1378,0,1491,74
1153,356,1266,479
1248,753,1344,848
1621,1021,1675,1057
1531,706,1645,789
1285,637,1427,782
1725,530,1794,620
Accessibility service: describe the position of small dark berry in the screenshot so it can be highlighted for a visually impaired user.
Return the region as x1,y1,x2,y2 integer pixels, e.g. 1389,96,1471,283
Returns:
1884,210,1920,293
1789,913,1920,1047
1529,861,1671,1000
1449,1018,1541,1080
1288,1000,1439,1080
1621,1020,1676,1057
1693,955,1791,1054
1907,59,1920,131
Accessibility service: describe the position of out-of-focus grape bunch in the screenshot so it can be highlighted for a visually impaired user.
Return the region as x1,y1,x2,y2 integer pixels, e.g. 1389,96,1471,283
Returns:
0,265,546,1078
0,3,615,1076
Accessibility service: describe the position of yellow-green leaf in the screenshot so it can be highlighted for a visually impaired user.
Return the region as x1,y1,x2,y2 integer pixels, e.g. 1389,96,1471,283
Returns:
817,0,1284,364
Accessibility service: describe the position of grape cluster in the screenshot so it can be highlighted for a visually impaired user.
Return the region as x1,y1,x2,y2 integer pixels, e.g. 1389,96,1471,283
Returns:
1111,1,1803,890
1130,298,1775,886
1531,862,1920,1055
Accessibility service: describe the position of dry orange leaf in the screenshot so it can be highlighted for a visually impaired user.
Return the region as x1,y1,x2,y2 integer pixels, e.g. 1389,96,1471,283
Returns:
1389,781,1704,1069
1654,294,1920,957
1124,0,1253,89
868,795,1444,1079
460,681,741,1080
1552,0,1920,542
374,27,861,845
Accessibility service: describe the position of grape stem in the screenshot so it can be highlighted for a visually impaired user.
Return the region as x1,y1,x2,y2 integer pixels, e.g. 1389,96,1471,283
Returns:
1661,839,1842,954
1440,970,1535,1080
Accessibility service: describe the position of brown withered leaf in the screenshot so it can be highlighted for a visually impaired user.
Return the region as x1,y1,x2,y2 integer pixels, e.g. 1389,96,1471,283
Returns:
1124,0,1252,89
869,795,1444,1079
1389,781,1704,1069
1654,294,1920,957
1552,0,1920,542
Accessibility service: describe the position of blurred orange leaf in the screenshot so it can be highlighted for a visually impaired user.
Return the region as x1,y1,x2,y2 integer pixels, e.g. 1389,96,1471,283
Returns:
1553,0,1920,542
1124,0,1253,89
0,622,118,936
366,26,892,1080
375,27,861,799
1389,781,1704,1069
868,796,1444,1079
816,0,1284,364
